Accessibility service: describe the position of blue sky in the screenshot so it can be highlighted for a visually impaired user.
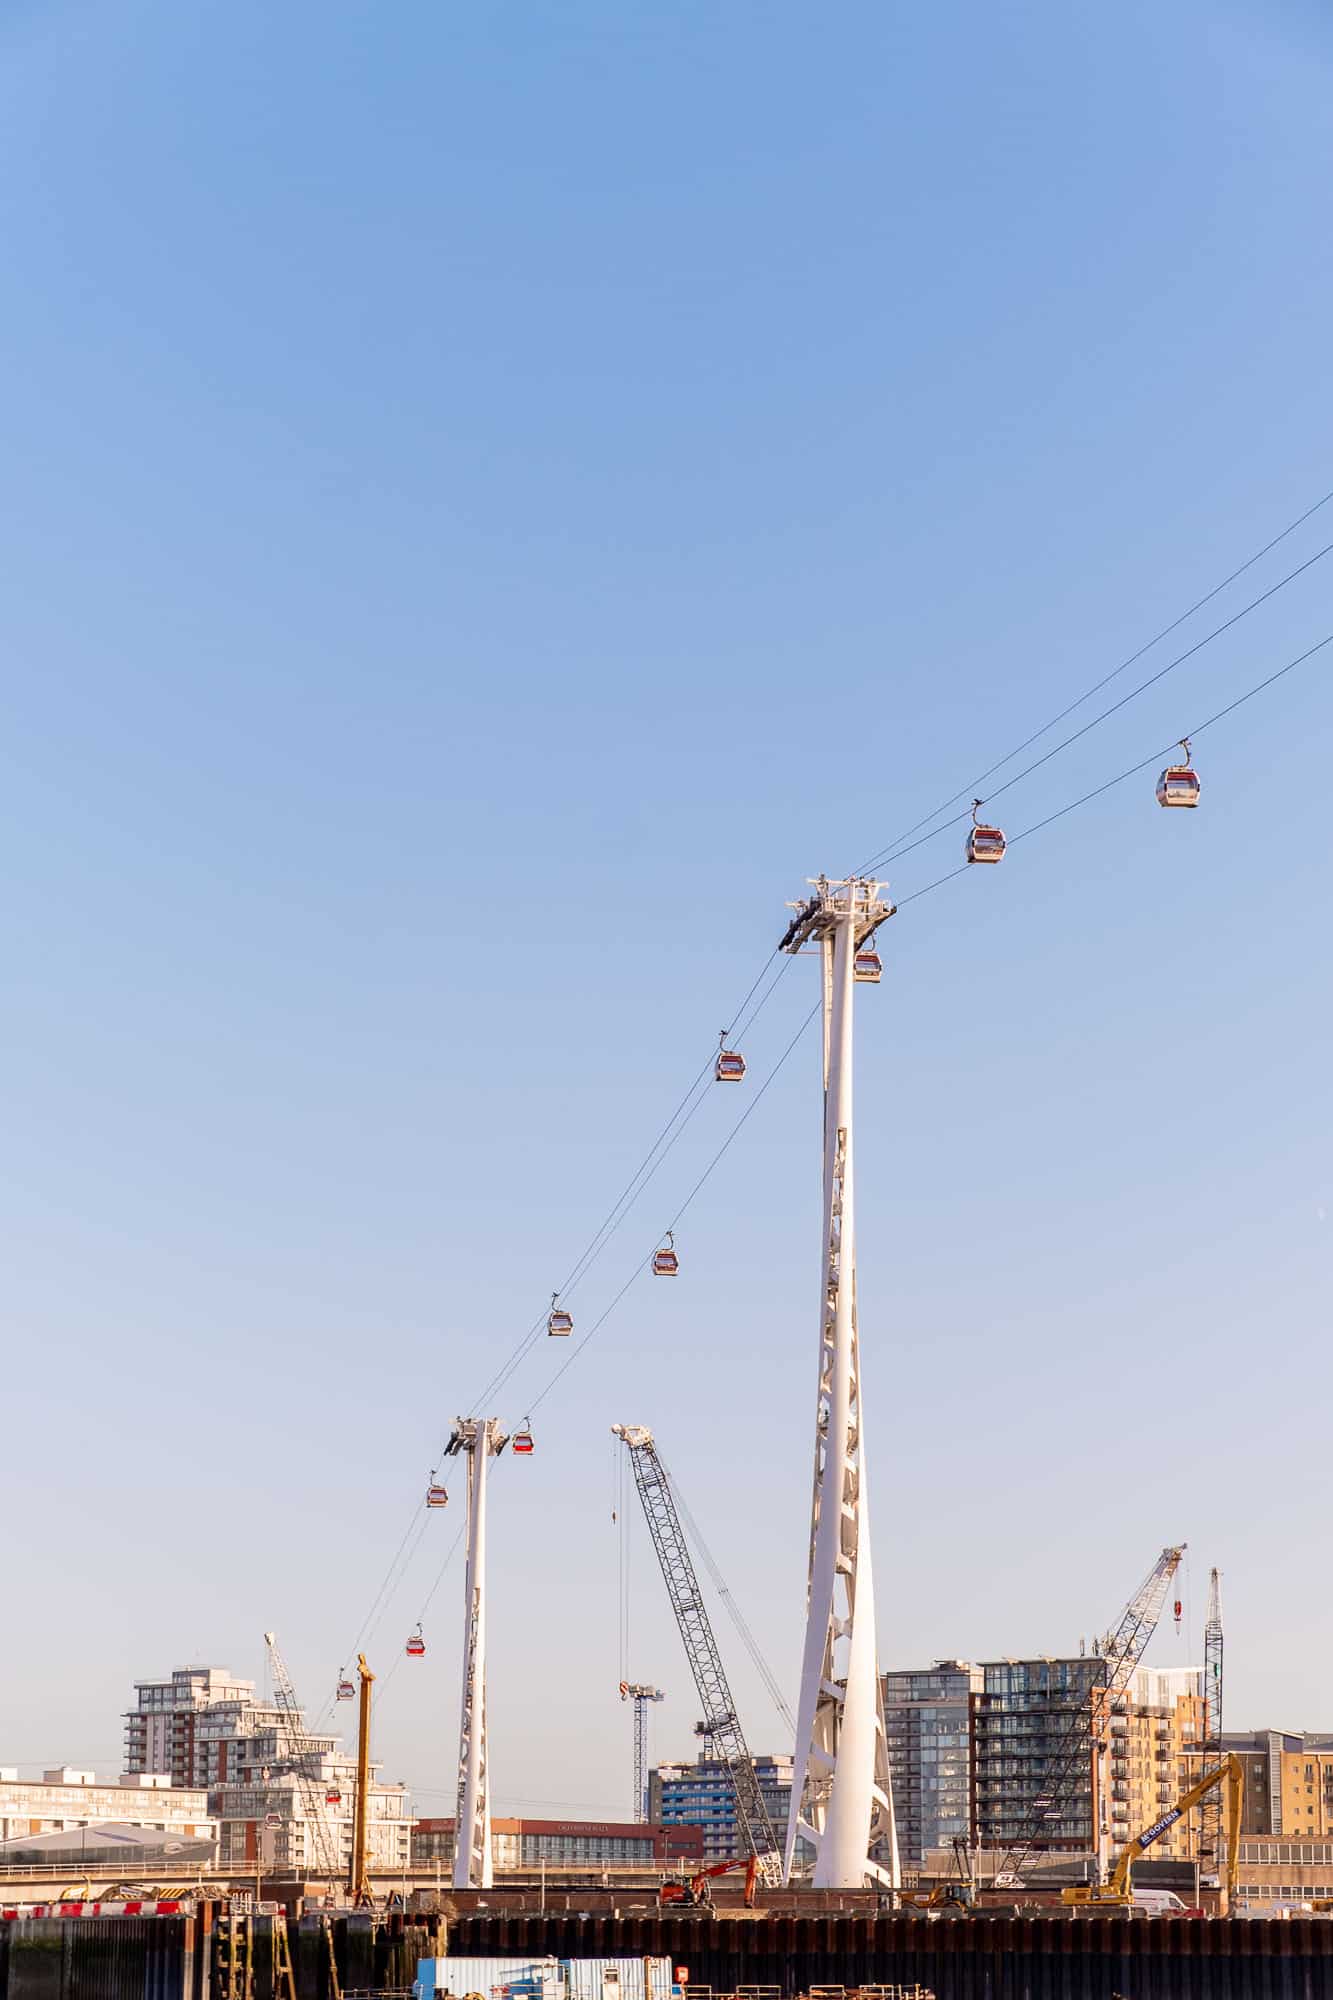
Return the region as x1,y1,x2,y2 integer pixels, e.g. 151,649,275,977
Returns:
2,0,1331,1821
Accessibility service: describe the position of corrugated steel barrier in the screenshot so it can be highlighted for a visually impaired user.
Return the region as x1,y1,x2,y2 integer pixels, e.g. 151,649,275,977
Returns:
0,1915,198,2000
4,1905,1333,2000
447,1910,1333,1999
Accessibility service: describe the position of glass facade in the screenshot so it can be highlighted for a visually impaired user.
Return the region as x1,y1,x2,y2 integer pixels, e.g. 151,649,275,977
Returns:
649,1754,794,1863
976,1657,1106,1855
882,1662,980,1871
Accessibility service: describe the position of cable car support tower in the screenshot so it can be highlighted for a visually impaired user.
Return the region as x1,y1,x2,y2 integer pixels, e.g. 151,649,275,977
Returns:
445,1417,507,1890
778,877,898,1890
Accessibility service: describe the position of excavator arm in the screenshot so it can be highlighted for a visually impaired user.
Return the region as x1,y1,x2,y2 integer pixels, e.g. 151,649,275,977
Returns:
1107,1754,1243,1900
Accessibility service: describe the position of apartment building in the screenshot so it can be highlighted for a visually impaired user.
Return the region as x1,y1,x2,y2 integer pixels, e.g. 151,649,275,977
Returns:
882,1661,981,1871
648,1753,796,1864
1225,1730,1333,1837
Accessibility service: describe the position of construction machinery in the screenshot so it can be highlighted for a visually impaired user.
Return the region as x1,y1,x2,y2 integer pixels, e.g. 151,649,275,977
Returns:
994,1544,1185,1888
1061,1755,1243,1913
263,1631,340,1886
899,1837,977,1913
1197,1570,1225,1881
619,1681,665,1823
347,1654,374,1905
612,1424,783,1885
659,1854,759,1912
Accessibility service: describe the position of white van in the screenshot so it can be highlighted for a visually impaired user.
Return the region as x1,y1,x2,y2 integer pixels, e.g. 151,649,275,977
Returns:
1132,1888,1190,1915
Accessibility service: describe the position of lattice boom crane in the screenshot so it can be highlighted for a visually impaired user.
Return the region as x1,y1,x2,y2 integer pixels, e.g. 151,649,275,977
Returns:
996,1543,1186,1886
1198,1569,1225,1878
612,1424,783,1885
263,1630,340,1885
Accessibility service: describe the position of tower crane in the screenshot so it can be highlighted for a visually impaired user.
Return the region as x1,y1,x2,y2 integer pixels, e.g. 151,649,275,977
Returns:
620,1682,665,1823
263,1631,341,1887
994,1544,1185,1888
612,1425,783,1885
1197,1570,1225,1880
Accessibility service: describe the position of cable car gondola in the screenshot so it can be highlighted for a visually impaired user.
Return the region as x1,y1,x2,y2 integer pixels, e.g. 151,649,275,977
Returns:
326,1788,342,1806
715,1030,746,1083
512,1422,535,1455
965,799,1006,864
405,1625,426,1659
853,947,882,984
652,1231,679,1277
548,1293,573,1337
1157,740,1200,808
335,1673,355,1701
1173,1598,1183,1633
425,1473,449,1509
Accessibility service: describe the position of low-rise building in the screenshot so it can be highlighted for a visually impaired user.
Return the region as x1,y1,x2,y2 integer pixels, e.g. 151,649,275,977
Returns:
411,1818,703,1875
1225,1730,1333,1837
0,1768,217,1868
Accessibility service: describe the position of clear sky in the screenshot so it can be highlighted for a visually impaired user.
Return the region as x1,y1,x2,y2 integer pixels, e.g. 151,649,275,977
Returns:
2,0,1331,1825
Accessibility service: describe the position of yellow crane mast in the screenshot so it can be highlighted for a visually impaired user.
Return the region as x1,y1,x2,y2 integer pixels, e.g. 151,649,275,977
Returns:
348,1655,375,1905
1063,1754,1243,1914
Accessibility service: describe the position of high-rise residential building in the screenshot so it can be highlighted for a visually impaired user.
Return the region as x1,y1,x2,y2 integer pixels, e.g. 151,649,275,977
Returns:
1224,1731,1333,1837
124,1667,281,1789
1105,1667,1206,1863
881,1661,981,1871
124,1663,412,1878
648,1753,796,1864
975,1657,1107,1857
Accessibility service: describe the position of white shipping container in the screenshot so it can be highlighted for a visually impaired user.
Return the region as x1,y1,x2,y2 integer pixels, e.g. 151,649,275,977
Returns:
561,1957,675,2000
416,1959,564,2000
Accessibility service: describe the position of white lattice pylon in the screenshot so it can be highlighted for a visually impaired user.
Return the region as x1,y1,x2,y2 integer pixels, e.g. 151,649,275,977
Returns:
450,1417,504,1890
781,878,899,1889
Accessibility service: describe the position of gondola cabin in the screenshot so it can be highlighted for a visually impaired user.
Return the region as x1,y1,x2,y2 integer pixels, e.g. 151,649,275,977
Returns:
426,1480,449,1509
853,948,882,984
548,1304,573,1337
715,1048,746,1082
1156,758,1200,808
336,1678,355,1701
326,1789,341,1806
966,821,1006,864
512,1426,535,1455
405,1627,426,1659
653,1234,679,1277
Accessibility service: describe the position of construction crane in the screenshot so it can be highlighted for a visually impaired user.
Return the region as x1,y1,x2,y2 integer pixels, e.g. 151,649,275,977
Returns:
263,1631,340,1886
348,1655,374,1905
995,1544,1185,1887
612,1424,783,1885
1062,1754,1242,1914
1197,1569,1225,1880
619,1682,665,1823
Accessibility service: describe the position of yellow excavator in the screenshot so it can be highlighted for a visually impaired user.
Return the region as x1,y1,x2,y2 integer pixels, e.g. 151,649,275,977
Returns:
1062,1754,1243,1914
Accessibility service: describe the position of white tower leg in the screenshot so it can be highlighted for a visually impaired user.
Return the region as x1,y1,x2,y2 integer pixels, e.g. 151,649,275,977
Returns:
451,1417,501,1889
781,878,898,1890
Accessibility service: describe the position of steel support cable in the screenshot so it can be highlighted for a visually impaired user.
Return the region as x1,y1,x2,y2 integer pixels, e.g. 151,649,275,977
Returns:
525,994,822,1420
522,629,1332,1444
326,953,796,1685
859,535,1333,876
892,631,1333,911
443,951,797,1430
855,486,1333,875
369,1518,469,1707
